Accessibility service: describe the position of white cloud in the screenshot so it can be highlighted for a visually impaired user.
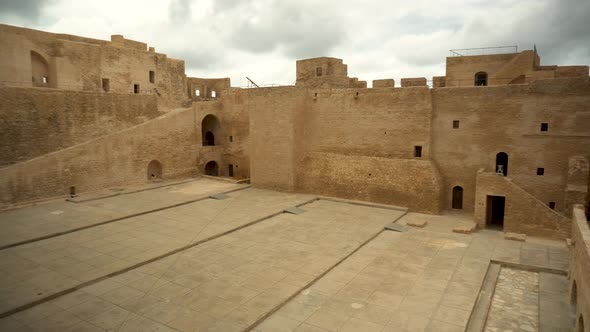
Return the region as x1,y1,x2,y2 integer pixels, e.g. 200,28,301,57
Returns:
0,0,588,87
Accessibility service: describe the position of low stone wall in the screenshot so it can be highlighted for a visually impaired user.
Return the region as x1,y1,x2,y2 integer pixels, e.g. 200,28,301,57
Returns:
570,205,590,332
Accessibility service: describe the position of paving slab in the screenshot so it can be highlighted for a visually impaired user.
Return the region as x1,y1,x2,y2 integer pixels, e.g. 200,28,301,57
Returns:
0,178,246,248
6,199,403,331
255,211,570,332
0,188,314,316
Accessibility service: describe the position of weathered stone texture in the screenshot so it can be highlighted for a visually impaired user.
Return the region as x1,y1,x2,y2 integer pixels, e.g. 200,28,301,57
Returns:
0,87,160,166
0,108,198,207
569,205,590,332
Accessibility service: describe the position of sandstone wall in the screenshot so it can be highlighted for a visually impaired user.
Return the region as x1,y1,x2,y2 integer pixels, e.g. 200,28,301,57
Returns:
474,171,570,239
0,87,161,166
0,24,187,110
569,205,590,332
247,86,443,213
0,108,198,208
249,87,304,190
193,91,250,180
432,77,590,213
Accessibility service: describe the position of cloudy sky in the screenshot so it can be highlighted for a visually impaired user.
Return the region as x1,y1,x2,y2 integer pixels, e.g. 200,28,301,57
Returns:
1,0,589,87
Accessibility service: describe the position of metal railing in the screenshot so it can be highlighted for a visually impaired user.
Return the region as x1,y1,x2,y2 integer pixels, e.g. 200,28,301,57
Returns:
450,46,518,57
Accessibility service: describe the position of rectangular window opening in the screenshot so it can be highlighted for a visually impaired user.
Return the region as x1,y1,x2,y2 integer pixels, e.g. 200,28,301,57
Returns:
229,136,233,142
549,202,556,209
134,84,140,94
102,78,110,92
42,76,48,84
537,168,544,175
414,146,422,158
149,70,155,83
452,120,460,129
195,89,200,97
211,90,217,98
316,67,322,76
541,123,548,131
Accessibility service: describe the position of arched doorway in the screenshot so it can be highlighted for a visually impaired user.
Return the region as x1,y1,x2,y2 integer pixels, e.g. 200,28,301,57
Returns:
474,72,488,86
201,114,220,146
31,51,50,87
452,186,463,209
205,161,219,176
204,131,215,146
147,160,162,180
496,152,508,176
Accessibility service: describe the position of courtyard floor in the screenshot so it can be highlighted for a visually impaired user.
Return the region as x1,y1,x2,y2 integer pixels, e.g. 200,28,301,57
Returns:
0,178,574,331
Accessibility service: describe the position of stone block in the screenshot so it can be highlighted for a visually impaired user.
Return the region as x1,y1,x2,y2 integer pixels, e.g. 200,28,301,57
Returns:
406,220,427,228
505,232,527,242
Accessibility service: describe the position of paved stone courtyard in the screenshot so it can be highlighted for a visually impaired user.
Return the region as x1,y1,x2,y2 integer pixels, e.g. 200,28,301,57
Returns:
0,179,574,331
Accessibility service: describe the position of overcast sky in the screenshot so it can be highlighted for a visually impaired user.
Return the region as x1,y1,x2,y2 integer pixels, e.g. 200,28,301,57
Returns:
1,0,589,87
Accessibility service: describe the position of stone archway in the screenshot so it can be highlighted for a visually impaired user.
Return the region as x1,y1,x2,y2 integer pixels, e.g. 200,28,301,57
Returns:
201,114,220,146
205,160,219,176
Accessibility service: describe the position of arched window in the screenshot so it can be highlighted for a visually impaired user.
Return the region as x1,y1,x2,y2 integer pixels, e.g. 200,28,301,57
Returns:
147,160,162,180
452,186,463,209
578,315,584,332
31,51,50,87
474,72,488,86
201,114,220,146
205,161,219,176
496,152,508,176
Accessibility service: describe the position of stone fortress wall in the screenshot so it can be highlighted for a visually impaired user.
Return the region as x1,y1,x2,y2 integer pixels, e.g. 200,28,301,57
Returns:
0,24,589,243
0,87,161,166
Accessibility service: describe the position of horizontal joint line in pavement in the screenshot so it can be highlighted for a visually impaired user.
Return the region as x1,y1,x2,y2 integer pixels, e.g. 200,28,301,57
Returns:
0,196,319,319
246,210,409,332
0,185,251,251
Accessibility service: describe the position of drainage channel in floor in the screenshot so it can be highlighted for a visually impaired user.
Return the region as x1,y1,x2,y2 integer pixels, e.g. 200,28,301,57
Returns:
470,265,575,332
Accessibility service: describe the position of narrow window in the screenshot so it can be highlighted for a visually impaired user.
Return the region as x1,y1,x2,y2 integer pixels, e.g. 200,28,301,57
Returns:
316,67,322,76
42,76,48,84
229,136,233,142
549,202,556,209
537,168,544,175
452,120,460,129
149,70,155,83
134,84,140,94
541,123,548,131
211,90,217,98
474,72,488,86
414,146,422,158
102,78,110,92
195,89,200,97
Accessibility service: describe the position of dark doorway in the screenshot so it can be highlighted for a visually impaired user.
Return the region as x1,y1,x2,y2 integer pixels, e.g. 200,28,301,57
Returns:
147,160,162,180
205,161,219,176
474,72,488,86
486,195,505,229
201,114,220,146
204,131,215,146
452,186,463,209
496,152,508,176
228,164,234,177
